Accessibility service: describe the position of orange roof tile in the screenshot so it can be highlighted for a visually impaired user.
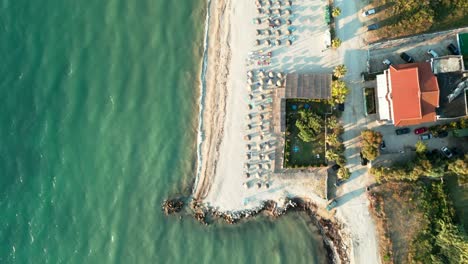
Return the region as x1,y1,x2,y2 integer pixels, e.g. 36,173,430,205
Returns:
389,62,440,126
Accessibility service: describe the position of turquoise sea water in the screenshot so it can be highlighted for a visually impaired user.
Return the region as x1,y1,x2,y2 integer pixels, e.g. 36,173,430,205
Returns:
0,0,326,263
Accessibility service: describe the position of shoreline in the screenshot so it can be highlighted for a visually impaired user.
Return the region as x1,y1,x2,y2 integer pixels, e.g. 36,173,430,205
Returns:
184,0,351,263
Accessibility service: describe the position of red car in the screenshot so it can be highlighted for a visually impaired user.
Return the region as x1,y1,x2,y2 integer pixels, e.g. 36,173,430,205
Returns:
414,127,428,135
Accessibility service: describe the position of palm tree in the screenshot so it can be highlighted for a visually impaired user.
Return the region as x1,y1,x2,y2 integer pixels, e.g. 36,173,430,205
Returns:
331,38,342,49
332,7,341,18
333,64,347,79
331,80,349,104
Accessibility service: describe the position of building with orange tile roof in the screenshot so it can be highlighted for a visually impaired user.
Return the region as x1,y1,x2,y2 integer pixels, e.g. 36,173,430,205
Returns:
376,62,440,126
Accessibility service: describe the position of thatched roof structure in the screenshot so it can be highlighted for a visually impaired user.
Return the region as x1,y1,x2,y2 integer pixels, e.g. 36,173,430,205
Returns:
284,73,332,99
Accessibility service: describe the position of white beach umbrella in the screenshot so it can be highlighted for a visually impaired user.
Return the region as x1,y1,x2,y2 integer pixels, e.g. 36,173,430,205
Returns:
259,78,264,85
248,78,254,85
248,70,253,77
287,40,292,46
276,39,281,46
276,80,282,87
255,39,261,46
267,79,274,86
268,71,274,78
266,40,272,47
257,183,262,189
277,72,283,78
276,30,281,36
275,9,281,15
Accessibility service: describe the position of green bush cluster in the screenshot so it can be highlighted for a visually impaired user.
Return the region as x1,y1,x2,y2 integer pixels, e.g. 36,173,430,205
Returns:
411,182,468,263
360,130,383,161
371,152,468,183
429,118,468,136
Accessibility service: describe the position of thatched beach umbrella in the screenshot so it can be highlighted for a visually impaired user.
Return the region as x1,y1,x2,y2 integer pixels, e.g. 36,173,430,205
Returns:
267,0,272,6
286,9,292,15
247,105,252,111
276,39,281,46
255,39,261,46
258,164,263,169
246,153,251,159
287,29,292,35
248,78,253,84
267,79,274,86
275,9,281,15
261,94,266,100
244,163,250,169
287,19,292,25
247,114,253,120
246,144,251,150
249,94,254,100
287,39,292,46
257,183,262,189
287,1,292,7
248,70,253,77
256,29,262,36
266,39,272,47
247,124,252,130
266,163,271,169
245,172,250,178
265,183,270,189
244,135,251,141
274,19,281,26
276,30,281,36
243,182,248,189
257,8,263,14
266,29,272,36
266,8,272,15
260,114,265,120
255,18,261,24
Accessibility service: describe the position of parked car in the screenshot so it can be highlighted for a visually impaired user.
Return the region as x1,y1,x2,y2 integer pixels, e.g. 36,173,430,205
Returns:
338,103,345,112
360,151,369,166
382,59,392,66
368,24,379,31
380,140,386,150
420,133,433,140
437,131,449,138
447,43,460,55
414,127,428,135
395,127,410,135
362,8,376,17
441,146,453,158
427,49,439,58
400,52,415,63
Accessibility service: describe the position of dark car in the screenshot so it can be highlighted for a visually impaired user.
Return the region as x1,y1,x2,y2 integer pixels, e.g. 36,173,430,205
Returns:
360,151,369,166
400,52,414,63
437,131,449,138
367,24,379,31
338,103,345,112
441,146,453,158
395,127,410,135
447,43,460,55
380,140,386,150
420,133,433,140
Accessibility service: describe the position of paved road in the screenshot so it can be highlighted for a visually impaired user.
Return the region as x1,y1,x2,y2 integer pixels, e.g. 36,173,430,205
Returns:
333,0,381,263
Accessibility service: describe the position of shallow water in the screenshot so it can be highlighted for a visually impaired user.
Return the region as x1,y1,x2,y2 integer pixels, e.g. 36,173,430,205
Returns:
0,0,326,263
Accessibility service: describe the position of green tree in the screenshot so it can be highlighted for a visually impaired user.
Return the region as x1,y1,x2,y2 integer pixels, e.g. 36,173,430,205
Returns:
327,116,339,130
331,7,341,18
295,110,323,142
361,130,383,160
331,38,342,49
326,132,339,146
331,80,349,104
326,149,340,162
333,64,347,79
415,141,427,155
337,167,351,179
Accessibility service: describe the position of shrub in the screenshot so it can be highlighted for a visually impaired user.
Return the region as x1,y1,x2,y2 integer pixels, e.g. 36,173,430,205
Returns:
331,38,342,49
331,7,341,18
333,64,347,79
361,130,383,161
331,80,349,104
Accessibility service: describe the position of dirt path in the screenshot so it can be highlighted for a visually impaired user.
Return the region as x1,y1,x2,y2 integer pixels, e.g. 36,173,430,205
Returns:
333,0,381,263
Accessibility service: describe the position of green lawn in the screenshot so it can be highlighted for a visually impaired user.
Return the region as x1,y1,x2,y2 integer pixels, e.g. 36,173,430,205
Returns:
284,99,331,168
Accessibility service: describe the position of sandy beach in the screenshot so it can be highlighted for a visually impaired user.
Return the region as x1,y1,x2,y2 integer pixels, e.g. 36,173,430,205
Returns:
193,0,337,212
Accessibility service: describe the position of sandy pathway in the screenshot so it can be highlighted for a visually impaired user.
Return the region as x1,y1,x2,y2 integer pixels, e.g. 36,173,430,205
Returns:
333,0,381,263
